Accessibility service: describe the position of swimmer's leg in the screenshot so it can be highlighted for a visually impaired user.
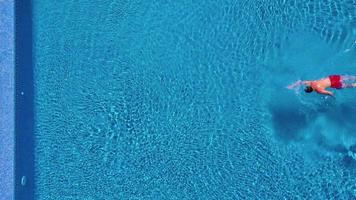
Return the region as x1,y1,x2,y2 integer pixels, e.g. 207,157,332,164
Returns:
343,83,356,88
342,75,356,81
341,75,356,88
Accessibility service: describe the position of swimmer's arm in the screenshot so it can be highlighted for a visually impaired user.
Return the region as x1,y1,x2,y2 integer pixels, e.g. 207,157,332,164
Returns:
302,81,311,85
287,80,310,89
319,90,334,97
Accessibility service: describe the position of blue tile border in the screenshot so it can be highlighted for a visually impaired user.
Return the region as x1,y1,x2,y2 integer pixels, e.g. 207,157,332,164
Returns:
0,0,14,200
15,0,35,199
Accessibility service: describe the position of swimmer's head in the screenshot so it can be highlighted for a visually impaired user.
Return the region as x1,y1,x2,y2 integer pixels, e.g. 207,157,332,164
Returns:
304,86,313,93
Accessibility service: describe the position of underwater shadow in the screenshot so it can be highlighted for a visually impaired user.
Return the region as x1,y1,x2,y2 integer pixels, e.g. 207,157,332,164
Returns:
270,104,308,142
323,102,356,137
269,90,356,164
342,144,356,167
268,90,312,142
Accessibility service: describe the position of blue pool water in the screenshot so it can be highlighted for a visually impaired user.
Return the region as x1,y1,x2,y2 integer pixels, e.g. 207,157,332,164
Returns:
29,0,356,199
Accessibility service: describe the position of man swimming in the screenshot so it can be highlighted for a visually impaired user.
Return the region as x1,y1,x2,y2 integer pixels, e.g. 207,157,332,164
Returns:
287,75,356,96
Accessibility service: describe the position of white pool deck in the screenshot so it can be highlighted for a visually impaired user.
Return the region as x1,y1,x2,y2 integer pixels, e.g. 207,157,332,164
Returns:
0,0,14,199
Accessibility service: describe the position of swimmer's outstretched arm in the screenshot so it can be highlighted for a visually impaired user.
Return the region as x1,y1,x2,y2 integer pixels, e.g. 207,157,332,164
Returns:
287,80,310,89
319,89,334,97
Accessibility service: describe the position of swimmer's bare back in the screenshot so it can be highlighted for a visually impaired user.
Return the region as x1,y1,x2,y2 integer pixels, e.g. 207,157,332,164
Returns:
287,75,356,97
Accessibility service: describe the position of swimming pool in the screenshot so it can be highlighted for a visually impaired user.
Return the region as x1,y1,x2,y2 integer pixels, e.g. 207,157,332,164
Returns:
16,0,356,199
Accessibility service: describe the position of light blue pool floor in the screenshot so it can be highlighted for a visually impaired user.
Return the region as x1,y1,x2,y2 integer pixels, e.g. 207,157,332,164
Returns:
31,0,356,199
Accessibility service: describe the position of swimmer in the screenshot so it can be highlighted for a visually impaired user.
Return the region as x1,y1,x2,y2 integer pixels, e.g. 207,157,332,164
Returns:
287,75,356,96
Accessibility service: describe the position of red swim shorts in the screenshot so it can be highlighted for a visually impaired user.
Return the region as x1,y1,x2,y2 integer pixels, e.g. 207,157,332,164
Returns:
329,75,343,89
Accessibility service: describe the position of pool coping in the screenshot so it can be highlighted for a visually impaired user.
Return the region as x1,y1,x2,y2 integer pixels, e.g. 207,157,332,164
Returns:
0,0,14,200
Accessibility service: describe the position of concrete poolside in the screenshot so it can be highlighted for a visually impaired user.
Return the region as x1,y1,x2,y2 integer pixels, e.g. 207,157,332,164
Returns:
0,0,14,199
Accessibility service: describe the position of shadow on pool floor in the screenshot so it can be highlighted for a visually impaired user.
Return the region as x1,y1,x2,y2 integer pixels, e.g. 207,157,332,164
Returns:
268,89,356,166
